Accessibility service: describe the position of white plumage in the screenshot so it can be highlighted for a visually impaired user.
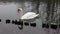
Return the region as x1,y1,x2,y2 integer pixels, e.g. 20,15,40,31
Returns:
18,8,39,20
20,12,39,19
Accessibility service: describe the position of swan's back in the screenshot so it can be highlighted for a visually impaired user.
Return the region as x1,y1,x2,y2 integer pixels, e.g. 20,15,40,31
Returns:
20,12,39,19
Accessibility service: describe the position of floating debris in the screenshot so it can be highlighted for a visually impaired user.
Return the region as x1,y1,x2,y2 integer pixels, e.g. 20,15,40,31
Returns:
42,23,49,28
14,20,18,25
30,23,36,27
6,19,10,24
42,23,46,28
12,19,23,25
12,20,15,24
0,19,1,22
24,22,29,26
50,23,57,29
59,24,60,28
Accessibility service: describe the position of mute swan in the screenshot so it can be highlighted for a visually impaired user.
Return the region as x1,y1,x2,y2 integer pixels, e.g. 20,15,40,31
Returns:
18,8,39,29
18,8,39,20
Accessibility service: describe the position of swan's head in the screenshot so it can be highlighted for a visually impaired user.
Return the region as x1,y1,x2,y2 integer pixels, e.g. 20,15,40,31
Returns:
18,8,23,12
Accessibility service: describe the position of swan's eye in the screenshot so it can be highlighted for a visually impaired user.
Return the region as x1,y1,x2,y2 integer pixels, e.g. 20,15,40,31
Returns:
18,9,21,11
18,8,22,12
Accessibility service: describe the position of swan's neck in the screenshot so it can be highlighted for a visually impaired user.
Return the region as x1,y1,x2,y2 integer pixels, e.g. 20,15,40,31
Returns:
19,11,23,18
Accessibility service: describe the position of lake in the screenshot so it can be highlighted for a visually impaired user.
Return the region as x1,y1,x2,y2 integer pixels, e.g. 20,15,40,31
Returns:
0,0,60,34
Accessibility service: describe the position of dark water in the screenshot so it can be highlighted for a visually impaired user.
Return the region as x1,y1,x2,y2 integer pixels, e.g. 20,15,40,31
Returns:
0,0,60,34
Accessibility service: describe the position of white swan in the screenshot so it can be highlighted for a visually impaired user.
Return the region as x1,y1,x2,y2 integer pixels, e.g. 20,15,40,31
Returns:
18,8,39,20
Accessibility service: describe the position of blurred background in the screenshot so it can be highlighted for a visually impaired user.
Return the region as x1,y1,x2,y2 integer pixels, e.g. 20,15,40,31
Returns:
0,0,59,34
